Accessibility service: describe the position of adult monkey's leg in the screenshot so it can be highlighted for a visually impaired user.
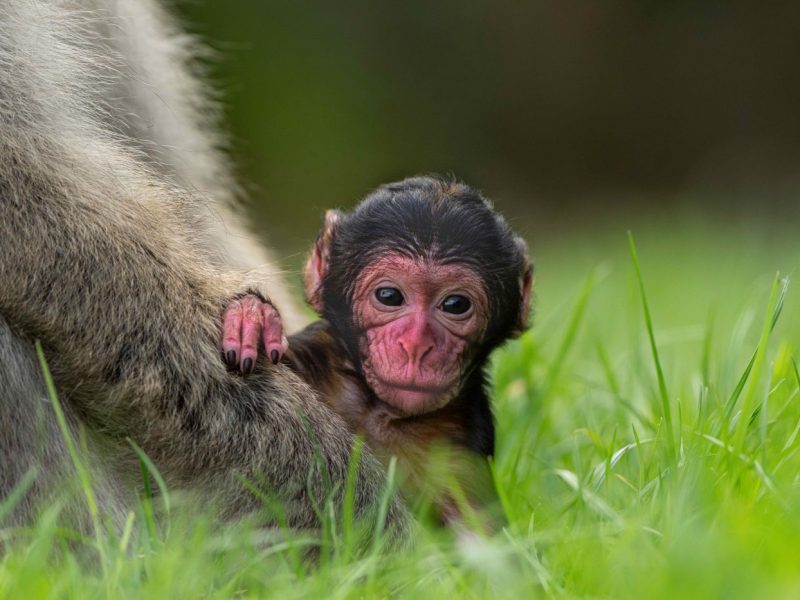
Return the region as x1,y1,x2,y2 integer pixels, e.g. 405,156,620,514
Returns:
0,0,406,538
0,318,129,531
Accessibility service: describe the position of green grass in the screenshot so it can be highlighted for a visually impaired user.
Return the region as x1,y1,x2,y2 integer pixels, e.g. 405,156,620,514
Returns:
4,216,800,598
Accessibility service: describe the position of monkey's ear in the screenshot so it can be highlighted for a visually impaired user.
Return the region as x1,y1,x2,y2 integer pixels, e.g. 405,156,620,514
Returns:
512,238,534,337
304,209,342,312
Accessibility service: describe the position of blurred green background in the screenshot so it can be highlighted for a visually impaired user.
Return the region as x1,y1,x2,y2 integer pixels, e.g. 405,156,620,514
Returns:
179,0,800,261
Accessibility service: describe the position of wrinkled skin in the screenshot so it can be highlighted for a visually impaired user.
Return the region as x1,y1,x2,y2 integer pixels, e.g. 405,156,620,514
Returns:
351,254,488,415
222,253,489,415
222,294,288,374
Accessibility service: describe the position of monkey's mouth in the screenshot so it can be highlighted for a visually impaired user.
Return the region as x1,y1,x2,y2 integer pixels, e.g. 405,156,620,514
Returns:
369,375,457,415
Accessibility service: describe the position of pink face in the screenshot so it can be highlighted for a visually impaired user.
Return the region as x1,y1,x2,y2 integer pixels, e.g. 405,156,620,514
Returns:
352,253,489,416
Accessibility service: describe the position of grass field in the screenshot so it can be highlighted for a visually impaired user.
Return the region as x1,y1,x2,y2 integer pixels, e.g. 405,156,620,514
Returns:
2,216,800,598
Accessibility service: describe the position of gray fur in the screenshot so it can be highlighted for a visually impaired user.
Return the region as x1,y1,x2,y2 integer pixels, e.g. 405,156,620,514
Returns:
0,0,407,540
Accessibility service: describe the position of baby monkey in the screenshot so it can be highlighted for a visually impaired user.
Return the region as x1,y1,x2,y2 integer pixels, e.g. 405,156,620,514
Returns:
222,176,532,530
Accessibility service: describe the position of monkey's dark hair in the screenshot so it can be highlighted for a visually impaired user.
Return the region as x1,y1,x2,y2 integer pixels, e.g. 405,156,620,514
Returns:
323,175,530,351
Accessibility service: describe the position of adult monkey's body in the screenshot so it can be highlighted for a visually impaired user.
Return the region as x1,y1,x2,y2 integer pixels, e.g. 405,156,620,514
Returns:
0,0,407,539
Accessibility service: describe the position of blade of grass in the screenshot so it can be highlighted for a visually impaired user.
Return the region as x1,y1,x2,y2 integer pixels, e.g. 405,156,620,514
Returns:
127,439,171,517
760,368,771,467
341,435,366,560
724,277,788,420
369,457,398,557
127,438,172,544
35,341,107,573
627,232,674,461
596,340,620,397
544,267,599,388
0,467,37,524
731,275,787,456
701,309,715,387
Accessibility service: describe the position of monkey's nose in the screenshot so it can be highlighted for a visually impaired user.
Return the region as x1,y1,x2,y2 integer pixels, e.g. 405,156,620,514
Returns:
398,339,435,366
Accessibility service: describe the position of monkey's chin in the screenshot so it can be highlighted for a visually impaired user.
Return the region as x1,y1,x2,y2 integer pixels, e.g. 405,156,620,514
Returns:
374,382,454,416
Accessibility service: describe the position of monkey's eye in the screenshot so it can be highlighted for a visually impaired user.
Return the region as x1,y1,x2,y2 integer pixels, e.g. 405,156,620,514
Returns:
375,287,404,307
440,294,472,315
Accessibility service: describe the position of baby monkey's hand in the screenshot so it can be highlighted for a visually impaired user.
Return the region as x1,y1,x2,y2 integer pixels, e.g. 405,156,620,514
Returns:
221,293,288,374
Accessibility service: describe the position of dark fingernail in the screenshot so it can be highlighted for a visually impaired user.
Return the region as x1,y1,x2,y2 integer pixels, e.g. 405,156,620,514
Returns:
226,350,236,366
270,350,279,364
242,357,253,374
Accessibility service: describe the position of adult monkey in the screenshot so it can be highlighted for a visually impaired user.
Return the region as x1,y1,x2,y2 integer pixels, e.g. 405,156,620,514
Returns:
0,0,407,540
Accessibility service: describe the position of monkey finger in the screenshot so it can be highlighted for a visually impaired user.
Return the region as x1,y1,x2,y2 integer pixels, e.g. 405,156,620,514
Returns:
221,300,244,369
261,303,286,364
239,297,264,375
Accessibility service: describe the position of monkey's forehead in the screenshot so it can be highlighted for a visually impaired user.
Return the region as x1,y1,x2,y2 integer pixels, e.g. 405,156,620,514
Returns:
351,253,488,299
336,197,525,271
